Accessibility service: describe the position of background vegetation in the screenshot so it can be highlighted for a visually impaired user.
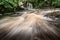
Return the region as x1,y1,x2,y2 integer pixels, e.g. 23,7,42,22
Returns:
0,0,60,13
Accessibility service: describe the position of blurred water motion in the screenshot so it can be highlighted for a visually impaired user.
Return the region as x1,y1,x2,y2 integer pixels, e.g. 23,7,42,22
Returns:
0,10,60,40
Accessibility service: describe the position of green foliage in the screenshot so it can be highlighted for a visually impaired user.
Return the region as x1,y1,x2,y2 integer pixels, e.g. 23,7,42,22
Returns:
52,0,60,7
25,0,60,8
0,0,60,13
34,0,47,8
0,0,19,12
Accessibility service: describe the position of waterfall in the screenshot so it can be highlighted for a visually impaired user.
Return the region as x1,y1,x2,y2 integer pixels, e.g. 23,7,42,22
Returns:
27,2,33,9
23,2,33,9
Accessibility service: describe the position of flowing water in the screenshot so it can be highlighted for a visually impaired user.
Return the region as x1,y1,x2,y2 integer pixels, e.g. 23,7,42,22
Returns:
0,9,60,40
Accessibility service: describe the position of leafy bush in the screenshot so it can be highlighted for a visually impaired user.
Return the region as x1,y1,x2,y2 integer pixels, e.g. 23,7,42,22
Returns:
25,0,60,8
52,0,60,8
0,0,19,12
34,0,47,8
0,0,60,13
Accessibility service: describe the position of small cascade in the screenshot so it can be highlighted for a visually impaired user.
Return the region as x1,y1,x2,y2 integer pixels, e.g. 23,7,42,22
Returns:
23,2,33,9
